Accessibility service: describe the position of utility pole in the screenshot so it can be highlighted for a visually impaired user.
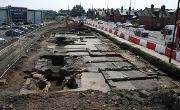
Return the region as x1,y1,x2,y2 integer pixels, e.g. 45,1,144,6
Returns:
129,0,132,19
169,0,180,63
105,1,109,9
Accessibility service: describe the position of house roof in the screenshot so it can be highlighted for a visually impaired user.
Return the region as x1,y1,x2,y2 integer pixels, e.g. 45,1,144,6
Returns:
58,10,69,14
168,9,176,13
140,7,171,18
0,7,7,10
98,10,106,17
116,8,139,16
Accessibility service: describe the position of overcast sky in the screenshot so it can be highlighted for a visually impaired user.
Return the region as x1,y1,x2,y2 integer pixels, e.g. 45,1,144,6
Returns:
0,0,178,11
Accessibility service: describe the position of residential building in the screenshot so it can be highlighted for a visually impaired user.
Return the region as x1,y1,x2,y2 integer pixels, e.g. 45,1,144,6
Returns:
114,6,139,23
138,4,179,30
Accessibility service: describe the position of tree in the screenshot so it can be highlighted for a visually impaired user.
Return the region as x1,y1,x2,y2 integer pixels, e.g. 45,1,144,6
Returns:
70,5,86,17
87,8,96,19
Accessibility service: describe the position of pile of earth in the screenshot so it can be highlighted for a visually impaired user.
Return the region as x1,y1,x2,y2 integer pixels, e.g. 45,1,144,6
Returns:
0,89,180,110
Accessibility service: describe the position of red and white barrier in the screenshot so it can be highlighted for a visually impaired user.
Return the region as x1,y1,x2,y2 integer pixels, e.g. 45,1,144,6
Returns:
176,52,180,61
139,39,147,47
85,21,180,62
155,44,166,54
128,36,140,45
124,35,129,40
147,41,156,50
109,29,112,33
114,31,118,36
165,48,177,59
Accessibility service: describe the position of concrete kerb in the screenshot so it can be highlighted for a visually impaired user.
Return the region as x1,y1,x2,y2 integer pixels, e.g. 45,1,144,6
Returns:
86,24,180,78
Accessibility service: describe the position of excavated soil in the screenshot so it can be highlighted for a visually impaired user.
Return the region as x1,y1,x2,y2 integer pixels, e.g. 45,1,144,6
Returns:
0,21,180,110
1,89,179,110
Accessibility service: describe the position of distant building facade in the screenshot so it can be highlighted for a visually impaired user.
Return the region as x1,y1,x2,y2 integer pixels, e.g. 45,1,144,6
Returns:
58,9,70,17
138,4,180,30
0,6,44,25
92,7,140,23
43,10,57,20
114,7,140,23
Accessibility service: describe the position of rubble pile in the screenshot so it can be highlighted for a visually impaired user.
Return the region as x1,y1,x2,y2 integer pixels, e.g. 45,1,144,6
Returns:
1,89,180,110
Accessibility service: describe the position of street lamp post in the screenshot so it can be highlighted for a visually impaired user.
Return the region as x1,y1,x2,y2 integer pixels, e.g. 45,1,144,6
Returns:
169,0,180,63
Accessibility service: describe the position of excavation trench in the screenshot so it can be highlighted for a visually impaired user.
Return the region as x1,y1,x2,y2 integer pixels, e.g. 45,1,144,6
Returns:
37,55,81,89
40,55,65,66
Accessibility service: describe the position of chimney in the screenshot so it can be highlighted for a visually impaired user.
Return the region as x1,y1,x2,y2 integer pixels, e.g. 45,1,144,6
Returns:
161,5,166,11
129,7,131,15
121,6,123,13
151,4,154,11
140,9,143,13
129,7,131,12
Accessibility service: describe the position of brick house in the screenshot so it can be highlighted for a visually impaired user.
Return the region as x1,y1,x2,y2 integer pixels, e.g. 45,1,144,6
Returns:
138,4,179,30
96,8,114,22
99,9,107,21
170,9,180,22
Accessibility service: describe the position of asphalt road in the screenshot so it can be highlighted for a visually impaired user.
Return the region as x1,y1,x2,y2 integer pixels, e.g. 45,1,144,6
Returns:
90,20,166,46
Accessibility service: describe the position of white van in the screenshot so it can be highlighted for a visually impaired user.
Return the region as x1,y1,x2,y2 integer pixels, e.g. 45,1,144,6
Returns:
162,25,176,47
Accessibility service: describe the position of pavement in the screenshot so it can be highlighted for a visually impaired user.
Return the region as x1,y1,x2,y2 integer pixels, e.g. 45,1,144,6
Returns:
86,24,180,69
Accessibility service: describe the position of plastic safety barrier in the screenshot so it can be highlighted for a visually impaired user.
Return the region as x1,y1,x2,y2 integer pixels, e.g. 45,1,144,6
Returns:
109,29,112,33
85,21,180,62
128,36,140,45
114,31,118,35
155,44,166,54
165,48,177,59
147,42,156,50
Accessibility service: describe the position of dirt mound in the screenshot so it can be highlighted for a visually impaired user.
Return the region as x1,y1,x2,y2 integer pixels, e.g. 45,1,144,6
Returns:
1,89,180,110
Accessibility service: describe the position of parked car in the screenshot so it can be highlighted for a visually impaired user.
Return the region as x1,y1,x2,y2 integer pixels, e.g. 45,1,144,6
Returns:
134,28,149,37
138,25,145,28
113,25,119,31
116,22,123,28
12,26,28,32
0,25,10,30
0,38,7,44
125,23,133,27
30,24,39,28
122,23,133,28
5,29,24,36
39,23,44,27
98,20,103,24
26,25,35,30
